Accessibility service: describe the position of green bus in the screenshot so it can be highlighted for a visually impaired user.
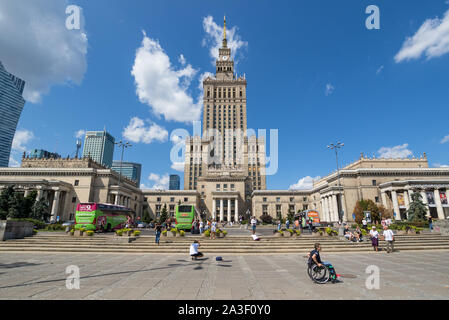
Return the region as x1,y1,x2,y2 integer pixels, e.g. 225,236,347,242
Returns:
175,204,195,230
75,203,133,232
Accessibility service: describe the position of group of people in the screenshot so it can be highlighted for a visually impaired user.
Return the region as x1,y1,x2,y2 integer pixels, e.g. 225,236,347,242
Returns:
343,223,395,253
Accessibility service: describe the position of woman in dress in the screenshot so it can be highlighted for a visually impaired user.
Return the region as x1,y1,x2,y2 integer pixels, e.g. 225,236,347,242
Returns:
369,226,379,252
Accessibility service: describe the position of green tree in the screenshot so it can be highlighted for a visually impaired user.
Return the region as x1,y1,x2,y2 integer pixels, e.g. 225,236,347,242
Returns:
7,191,26,219
159,204,168,224
0,186,15,219
142,208,151,223
31,198,50,221
406,192,428,222
353,199,380,224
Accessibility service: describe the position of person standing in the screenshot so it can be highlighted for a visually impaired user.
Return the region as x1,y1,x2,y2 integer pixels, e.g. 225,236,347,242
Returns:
428,216,433,232
382,225,395,253
154,223,162,245
307,217,313,234
251,216,257,235
199,220,204,234
210,220,217,240
369,226,379,252
286,219,290,230
277,220,281,231
302,216,306,233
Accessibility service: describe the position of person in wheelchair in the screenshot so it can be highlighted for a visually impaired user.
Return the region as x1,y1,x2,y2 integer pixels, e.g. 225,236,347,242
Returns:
307,243,338,284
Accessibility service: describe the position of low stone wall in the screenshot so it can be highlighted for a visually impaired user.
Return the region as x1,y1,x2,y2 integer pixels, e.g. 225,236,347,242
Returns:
0,220,34,241
434,219,449,235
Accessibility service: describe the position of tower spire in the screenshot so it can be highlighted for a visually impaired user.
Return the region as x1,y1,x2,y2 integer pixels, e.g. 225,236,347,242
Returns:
222,15,227,48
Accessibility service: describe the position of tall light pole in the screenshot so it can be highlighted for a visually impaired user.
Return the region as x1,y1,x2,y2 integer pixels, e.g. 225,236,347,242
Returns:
327,142,344,222
114,140,132,206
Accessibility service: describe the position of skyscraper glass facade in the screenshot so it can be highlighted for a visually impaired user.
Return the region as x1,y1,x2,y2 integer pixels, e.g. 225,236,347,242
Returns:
111,161,142,185
169,175,180,190
29,149,61,159
0,61,26,167
82,130,115,168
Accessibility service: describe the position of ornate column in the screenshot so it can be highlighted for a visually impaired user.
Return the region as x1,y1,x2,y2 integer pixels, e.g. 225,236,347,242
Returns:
234,198,239,222
24,188,31,197
212,198,216,220
219,199,224,222
391,190,401,221
114,194,119,205
36,188,44,201
332,194,339,222
326,196,333,222
227,198,231,222
434,189,445,220
320,199,325,221
420,190,431,217
51,190,61,223
403,190,410,220
381,191,388,208
340,193,348,222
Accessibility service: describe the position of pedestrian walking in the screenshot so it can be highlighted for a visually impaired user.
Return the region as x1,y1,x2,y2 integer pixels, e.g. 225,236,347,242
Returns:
362,218,368,231
277,220,281,231
251,216,257,235
369,226,379,252
286,219,290,230
308,217,313,234
295,219,300,231
428,216,433,232
154,223,162,245
302,216,306,232
382,225,395,253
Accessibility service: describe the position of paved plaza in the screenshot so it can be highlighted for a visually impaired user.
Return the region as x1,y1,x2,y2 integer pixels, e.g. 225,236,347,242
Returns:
0,251,449,300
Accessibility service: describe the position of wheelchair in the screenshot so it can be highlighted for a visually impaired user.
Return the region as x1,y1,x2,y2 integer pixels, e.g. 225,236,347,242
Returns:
307,262,336,284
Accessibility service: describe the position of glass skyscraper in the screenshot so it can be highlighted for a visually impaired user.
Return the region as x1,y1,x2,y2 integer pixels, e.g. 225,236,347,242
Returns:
111,161,142,185
82,130,115,168
169,174,180,190
0,61,26,167
29,149,61,159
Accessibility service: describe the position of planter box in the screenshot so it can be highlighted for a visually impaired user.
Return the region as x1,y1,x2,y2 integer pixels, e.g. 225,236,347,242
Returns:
395,230,407,235
111,236,136,243
74,230,84,237
274,232,283,237
0,220,34,241
284,232,292,237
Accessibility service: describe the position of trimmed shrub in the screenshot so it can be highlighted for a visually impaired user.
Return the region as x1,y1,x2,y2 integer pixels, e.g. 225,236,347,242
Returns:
86,230,94,236
179,230,185,237
204,229,211,237
116,230,123,236
162,230,167,236
133,230,141,236
260,214,273,224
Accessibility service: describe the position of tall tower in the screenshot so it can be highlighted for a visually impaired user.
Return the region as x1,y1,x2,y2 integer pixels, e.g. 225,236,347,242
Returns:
184,17,266,193
0,61,26,167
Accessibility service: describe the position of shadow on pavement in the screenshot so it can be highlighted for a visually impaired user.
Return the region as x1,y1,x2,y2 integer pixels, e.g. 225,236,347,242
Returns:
0,262,42,269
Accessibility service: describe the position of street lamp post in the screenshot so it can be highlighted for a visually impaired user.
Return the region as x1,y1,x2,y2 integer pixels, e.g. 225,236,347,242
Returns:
327,142,345,223
114,140,132,206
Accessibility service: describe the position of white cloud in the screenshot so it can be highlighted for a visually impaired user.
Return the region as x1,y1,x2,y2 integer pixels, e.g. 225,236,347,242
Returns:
122,117,168,144
12,129,34,152
289,176,320,190
440,134,449,144
131,31,202,123
378,144,413,158
75,129,85,139
0,1,88,103
434,163,449,168
147,173,170,190
395,9,449,62
8,129,34,167
171,162,185,172
202,15,248,65
376,65,384,74
178,54,186,66
325,83,334,96
8,156,20,168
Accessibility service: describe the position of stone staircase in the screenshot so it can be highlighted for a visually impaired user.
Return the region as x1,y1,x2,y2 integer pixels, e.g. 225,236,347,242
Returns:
1,233,449,254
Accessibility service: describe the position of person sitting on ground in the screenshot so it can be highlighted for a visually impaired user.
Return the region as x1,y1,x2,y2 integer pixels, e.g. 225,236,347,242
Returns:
307,243,337,283
343,225,354,241
190,240,203,260
354,226,363,242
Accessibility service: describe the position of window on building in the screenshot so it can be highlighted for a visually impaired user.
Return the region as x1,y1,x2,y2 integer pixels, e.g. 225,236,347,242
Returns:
216,184,220,190
276,197,281,202
170,197,175,202
276,204,282,216
74,180,79,186
290,197,294,202
375,196,379,203
157,197,161,202
184,198,188,202
263,197,267,202
223,184,228,190
71,197,76,203
231,184,235,190
262,205,268,215
372,180,377,186
303,205,308,210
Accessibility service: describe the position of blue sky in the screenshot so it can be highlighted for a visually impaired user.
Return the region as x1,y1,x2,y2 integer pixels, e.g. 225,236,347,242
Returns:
2,0,449,190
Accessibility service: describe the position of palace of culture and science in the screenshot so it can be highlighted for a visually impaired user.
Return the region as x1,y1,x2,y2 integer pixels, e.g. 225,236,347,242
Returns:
1,18,449,224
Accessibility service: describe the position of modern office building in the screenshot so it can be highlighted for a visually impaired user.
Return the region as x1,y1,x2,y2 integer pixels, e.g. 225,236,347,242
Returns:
82,130,115,168
169,174,180,190
0,61,26,167
29,149,61,160
112,161,142,185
